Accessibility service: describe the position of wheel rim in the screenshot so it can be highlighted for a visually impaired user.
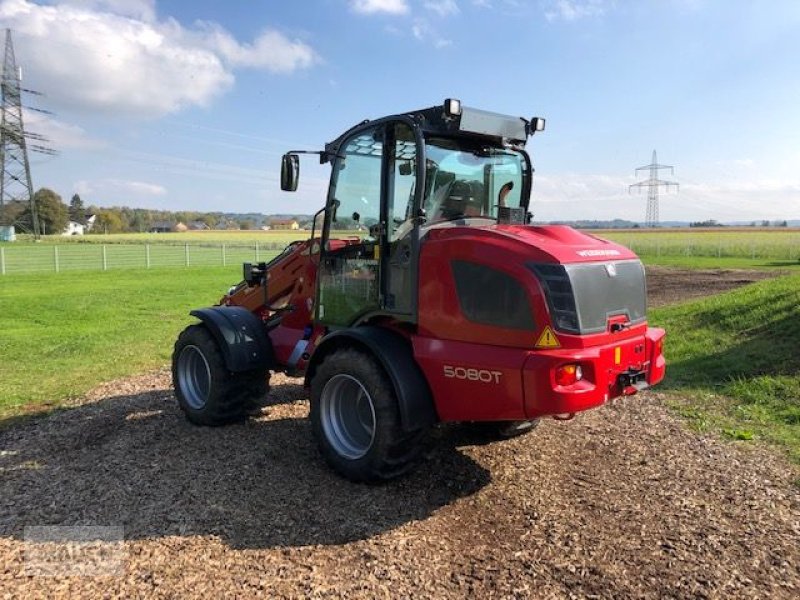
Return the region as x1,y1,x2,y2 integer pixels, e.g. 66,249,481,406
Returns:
177,345,212,410
320,374,376,460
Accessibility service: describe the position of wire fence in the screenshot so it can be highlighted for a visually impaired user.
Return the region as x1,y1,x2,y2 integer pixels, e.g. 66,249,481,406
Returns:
0,242,284,275
1,237,799,276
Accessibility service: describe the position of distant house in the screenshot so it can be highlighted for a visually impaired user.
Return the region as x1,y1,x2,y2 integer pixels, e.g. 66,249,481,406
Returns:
0,225,15,242
269,218,299,230
150,220,174,233
85,214,96,232
188,221,210,231
63,221,86,236
173,222,189,233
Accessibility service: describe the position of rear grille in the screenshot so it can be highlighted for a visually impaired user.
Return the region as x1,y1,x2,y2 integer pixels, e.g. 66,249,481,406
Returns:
530,260,646,335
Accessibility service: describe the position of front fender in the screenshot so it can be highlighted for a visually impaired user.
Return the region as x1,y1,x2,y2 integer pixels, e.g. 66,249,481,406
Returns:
190,306,274,372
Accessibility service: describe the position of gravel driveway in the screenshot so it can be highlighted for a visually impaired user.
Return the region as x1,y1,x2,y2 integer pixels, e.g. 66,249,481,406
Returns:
1,370,798,598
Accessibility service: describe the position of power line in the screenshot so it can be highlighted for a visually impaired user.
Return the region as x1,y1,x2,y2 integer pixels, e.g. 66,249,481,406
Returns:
628,150,679,227
0,29,57,238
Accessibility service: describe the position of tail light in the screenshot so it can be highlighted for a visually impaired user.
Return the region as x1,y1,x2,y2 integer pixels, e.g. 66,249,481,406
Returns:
555,364,583,386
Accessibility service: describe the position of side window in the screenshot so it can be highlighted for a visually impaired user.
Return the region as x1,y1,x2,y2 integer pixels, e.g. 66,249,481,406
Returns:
330,129,383,237
389,123,416,241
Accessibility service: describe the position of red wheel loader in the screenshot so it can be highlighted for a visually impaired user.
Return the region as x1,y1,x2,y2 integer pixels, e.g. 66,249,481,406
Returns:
172,99,666,482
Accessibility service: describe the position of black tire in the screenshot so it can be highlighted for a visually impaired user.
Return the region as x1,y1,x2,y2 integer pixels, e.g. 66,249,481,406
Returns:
310,348,426,483
172,324,269,426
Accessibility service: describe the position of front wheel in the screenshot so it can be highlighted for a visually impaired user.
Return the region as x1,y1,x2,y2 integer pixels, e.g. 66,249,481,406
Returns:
172,324,268,426
310,348,426,482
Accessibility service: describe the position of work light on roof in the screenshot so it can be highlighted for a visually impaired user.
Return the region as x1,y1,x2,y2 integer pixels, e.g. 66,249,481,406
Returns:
444,98,462,117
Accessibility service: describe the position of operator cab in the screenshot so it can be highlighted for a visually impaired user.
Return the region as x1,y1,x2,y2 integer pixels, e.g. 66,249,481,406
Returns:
281,99,545,330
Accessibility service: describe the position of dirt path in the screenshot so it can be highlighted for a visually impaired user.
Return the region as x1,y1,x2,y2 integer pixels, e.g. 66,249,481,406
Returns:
1,267,797,598
645,266,779,308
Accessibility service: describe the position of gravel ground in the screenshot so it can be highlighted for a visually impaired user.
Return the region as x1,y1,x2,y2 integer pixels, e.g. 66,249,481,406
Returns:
1,267,798,598
1,373,798,598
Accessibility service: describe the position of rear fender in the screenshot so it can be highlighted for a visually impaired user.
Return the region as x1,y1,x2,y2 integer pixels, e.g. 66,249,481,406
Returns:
190,306,274,372
306,327,438,432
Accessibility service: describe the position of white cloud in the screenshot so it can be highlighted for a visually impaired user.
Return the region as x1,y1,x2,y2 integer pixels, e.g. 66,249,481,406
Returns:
192,23,317,72
0,0,317,117
544,0,608,22
75,178,167,197
424,0,460,17
25,113,106,150
411,18,452,47
350,0,409,15
532,172,800,222
61,0,156,21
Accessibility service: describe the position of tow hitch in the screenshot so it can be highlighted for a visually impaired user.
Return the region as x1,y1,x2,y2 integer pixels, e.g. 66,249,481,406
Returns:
618,368,648,396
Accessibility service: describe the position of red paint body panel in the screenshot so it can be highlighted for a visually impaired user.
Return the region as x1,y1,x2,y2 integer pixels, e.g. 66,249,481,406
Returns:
225,224,666,423
412,336,528,421
417,225,637,349
413,327,665,422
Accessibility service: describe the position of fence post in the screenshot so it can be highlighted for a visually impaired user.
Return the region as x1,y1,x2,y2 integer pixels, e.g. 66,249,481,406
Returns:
54,246,60,273
255,241,260,262
185,243,190,267
222,243,226,266
1,246,5,275
717,240,721,258
145,244,151,268
656,240,661,257
751,243,756,259
102,245,108,271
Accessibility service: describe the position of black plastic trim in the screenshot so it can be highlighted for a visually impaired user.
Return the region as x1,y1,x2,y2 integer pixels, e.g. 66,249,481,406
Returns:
306,326,438,432
189,306,274,372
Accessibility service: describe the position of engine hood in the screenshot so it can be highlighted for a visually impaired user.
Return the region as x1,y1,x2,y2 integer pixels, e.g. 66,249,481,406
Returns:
423,223,638,264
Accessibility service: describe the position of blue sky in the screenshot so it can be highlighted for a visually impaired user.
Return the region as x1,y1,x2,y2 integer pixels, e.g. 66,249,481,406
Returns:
2,0,799,222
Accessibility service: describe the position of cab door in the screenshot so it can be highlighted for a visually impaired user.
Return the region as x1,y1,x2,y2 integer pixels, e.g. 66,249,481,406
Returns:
317,121,420,327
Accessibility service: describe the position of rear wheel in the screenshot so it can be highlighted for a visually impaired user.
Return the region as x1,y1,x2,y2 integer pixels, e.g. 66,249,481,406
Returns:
172,324,268,426
310,348,425,482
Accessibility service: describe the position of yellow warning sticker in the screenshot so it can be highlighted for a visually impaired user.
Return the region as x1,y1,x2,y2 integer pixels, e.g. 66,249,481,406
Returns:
535,326,561,348
614,346,621,365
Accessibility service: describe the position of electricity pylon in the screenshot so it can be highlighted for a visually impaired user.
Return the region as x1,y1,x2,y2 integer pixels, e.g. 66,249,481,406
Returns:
1,29,55,238
629,150,679,228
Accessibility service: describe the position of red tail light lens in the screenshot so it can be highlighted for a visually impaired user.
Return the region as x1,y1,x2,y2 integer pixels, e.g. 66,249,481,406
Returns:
555,364,583,386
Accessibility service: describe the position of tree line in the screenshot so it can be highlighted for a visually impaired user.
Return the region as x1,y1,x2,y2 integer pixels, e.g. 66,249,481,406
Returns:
0,188,280,235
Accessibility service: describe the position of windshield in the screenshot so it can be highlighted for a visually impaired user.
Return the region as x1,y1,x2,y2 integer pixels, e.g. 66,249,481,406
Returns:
422,136,528,226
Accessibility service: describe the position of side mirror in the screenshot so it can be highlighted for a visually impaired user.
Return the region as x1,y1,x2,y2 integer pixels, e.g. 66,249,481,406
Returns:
530,117,546,134
281,153,299,192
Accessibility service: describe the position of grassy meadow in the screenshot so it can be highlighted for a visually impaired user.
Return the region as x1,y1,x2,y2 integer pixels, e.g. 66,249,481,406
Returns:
0,266,241,418
650,274,800,463
1,227,799,465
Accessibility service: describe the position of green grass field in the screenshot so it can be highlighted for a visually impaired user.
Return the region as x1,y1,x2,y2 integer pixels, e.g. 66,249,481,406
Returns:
598,228,800,261
0,266,242,418
650,274,800,462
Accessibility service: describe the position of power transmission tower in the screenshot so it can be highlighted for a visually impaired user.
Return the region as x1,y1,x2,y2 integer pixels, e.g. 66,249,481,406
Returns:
629,150,679,227
1,29,56,238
